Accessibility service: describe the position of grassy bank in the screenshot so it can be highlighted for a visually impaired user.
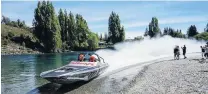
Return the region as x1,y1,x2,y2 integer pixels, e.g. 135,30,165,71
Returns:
1,24,43,55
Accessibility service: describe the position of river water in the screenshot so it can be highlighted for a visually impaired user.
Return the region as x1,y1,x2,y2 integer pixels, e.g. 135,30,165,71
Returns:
1,52,93,94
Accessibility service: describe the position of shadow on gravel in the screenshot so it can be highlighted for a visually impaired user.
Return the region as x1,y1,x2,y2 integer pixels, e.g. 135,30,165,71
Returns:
27,80,92,94
191,59,207,64
199,70,208,72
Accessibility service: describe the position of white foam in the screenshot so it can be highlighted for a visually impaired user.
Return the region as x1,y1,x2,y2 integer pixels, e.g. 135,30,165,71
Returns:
96,36,206,74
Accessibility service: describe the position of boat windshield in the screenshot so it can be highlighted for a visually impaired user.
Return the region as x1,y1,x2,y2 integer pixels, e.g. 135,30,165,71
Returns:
78,53,99,62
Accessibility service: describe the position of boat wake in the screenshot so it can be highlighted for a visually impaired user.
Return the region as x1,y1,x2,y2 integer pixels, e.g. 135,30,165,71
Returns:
96,36,205,75
20,73,37,77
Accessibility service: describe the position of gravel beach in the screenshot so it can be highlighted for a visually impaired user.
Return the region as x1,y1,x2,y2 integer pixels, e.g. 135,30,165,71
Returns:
28,55,208,94
127,56,208,94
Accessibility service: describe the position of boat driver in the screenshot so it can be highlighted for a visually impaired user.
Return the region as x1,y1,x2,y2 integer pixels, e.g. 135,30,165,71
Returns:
78,53,85,61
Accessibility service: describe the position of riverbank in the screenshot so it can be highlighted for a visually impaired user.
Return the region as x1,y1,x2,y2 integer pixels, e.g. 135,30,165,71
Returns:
1,43,42,55
1,45,113,55
126,56,208,94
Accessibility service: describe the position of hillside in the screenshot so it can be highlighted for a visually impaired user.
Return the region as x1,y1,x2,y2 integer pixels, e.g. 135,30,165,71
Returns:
1,24,43,55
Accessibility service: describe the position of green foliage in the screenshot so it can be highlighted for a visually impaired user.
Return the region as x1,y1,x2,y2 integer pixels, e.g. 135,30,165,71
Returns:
163,27,186,38
8,32,14,38
1,16,10,24
99,33,103,41
33,1,62,53
88,32,99,50
187,25,198,38
134,36,144,41
57,9,99,51
75,14,89,44
194,32,208,41
1,24,44,51
104,32,108,41
1,15,29,30
61,42,68,51
205,23,208,32
119,26,125,42
58,9,65,42
67,11,77,49
146,17,161,38
144,28,149,36
108,11,125,44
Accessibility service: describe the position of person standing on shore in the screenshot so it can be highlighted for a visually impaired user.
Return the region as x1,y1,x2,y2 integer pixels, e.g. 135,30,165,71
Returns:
181,45,187,59
204,45,208,59
174,45,180,60
201,46,205,58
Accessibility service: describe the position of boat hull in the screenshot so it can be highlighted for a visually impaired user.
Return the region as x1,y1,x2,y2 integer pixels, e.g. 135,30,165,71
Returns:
41,63,108,84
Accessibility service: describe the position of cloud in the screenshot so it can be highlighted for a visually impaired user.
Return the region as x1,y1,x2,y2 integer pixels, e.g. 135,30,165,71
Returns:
86,16,108,23
90,24,107,29
123,15,208,29
159,16,208,24
54,7,88,15
123,21,149,28
125,31,144,39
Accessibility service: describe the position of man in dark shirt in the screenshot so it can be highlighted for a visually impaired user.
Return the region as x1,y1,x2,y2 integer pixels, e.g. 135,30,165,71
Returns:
201,46,205,58
181,45,187,59
174,46,180,60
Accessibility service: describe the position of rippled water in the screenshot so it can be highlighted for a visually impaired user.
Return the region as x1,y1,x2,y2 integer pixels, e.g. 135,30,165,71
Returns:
1,52,92,94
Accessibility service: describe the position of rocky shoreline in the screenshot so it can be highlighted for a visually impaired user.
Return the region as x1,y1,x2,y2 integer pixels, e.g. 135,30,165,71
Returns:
126,56,208,94
1,44,110,55
1,43,42,55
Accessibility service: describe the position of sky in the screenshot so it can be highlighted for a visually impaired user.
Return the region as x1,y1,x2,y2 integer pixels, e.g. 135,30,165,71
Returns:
2,1,208,39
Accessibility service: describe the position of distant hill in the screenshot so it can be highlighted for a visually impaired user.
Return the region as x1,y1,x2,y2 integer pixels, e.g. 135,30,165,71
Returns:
1,24,43,55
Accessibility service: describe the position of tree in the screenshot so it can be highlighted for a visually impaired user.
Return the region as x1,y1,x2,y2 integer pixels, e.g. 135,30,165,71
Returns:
146,17,161,38
58,9,65,42
64,9,68,42
88,32,99,50
67,11,77,49
1,15,11,24
2,15,28,29
108,11,125,44
119,26,125,42
195,32,208,40
205,23,208,32
100,33,103,41
104,32,108,41
163,27,185,38
144,28,149,36
163,27,168,35
75,14,90,49
187,25,198,38
134,36,144,41
17,19,21,27
33,1,62,52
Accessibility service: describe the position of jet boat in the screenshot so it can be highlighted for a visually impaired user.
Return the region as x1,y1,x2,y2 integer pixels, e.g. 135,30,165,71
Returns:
40,53,108,84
